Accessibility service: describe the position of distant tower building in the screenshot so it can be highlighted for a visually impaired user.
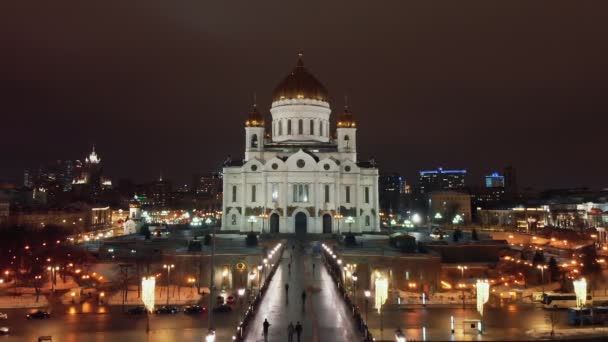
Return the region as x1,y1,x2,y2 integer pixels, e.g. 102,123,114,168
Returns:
379,173,404,214
23,169,33,188
418,167,467,194
72,146,112,199
485,172,505,188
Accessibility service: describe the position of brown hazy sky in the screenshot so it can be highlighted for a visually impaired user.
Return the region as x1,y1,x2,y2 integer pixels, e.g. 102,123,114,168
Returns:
1,1,607,189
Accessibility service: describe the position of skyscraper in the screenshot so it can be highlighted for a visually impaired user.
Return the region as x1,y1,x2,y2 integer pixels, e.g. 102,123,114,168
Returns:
418,167,467,194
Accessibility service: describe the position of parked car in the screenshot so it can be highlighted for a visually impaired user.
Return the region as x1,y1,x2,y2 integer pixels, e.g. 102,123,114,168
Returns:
184,305,206,314
226,296,236,305
155,305,179,314
0,326,8,335
212,304,232,313
127,306,146,315
26,310,50,319
0,312,7,319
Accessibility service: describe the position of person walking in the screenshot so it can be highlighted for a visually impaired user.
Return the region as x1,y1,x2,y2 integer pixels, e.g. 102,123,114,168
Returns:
263,318,270,340
288,262,291,274
312,263,315,274
287,322,295,342
295,321,303,342
301,290,306,306
285,283,289,296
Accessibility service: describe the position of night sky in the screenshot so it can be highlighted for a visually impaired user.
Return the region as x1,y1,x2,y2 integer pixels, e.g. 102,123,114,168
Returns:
2,1,607,189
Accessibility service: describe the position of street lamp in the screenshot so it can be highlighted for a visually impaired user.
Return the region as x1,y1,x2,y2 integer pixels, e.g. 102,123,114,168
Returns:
364,290,371,322
259,213,268,233
163,264,175,305
248,271,256,298
47,266,60,292
345,216,355,233
237,288,245,320
537,264,547,295
335,214,343,234
457,265,467,279
248,216,257,232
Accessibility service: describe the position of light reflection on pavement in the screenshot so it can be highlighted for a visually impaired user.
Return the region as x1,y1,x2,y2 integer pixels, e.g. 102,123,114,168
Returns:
246,241,361,342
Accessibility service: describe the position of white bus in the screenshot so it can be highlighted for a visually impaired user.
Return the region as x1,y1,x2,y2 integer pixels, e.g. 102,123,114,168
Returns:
542,293,592,309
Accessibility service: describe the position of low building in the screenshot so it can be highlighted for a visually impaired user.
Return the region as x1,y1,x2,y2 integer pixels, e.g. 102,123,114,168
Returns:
429,191,472,224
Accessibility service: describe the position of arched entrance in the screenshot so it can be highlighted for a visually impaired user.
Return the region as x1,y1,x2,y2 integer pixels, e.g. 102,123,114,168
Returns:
323,214,332,234
295,212,307,235
270,213,280,234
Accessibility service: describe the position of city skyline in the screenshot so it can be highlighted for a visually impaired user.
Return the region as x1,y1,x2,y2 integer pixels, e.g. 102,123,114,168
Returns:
2,1,607,189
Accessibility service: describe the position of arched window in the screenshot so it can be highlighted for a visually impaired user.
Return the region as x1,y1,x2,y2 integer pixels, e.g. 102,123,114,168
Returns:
251,185,256,202
251,134,258,148
310,120,314,135
365,215,371,226
287,120,292,135
232,185,237,202
231,214,237,225
279,120,283,135
344,135,350,148
298,119,303,134
320,121,323,137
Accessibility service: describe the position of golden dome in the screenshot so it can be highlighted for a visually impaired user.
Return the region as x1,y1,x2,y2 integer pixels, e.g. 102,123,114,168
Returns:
337,106,356,128
245,105,264,127
272,53,328,102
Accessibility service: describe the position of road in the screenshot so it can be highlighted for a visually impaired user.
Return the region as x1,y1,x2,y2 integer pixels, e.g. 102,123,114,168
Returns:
0,303,241,341
246,241,361,342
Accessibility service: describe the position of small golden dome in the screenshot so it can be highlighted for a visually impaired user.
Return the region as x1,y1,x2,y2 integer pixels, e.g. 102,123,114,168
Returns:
245,105,264,127
272,53,328,102
337,106,356,128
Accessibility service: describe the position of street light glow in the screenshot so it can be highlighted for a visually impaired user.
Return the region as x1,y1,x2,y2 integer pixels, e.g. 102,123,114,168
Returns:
574,278,587,308
476,279,490,317
142,276,156,313
374,276,388,313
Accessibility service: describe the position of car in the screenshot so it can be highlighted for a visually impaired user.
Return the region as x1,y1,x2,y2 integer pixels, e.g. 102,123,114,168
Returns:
127,306,146,315
226,296,236,305
26,310,50,319
212,304,232,313
0,327,8,335
0,312,7,319
155,305,179,314
216,296,224,305
184,305,206,314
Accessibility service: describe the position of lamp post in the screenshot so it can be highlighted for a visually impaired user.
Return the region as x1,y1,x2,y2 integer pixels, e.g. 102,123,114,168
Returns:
237,288,245,320
537,264,547,295
335,214,343,234
457,265,467,309
345,216,355,233
457,265,467,279
263,259,268,285
208,214,217,333
47,266,60,292
248,216,257,232
163,264,174,305
259,213,268,233
364,290,371,322
248,271,256,299
256,265,262,293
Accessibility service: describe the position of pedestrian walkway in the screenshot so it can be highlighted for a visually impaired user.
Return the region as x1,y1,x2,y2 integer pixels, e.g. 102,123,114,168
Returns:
246,241,361,342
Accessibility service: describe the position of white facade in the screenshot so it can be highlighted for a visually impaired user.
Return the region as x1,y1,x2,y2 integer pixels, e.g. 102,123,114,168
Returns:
221,56,380,234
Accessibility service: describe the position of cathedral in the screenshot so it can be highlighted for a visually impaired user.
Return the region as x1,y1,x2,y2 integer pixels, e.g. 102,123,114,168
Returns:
221,54,380,234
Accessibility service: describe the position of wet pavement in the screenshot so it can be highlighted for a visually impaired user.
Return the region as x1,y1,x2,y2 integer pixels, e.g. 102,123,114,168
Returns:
246,241,361,342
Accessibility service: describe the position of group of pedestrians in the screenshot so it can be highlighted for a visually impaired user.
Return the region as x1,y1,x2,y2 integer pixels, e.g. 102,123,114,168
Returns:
263,319,303,342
